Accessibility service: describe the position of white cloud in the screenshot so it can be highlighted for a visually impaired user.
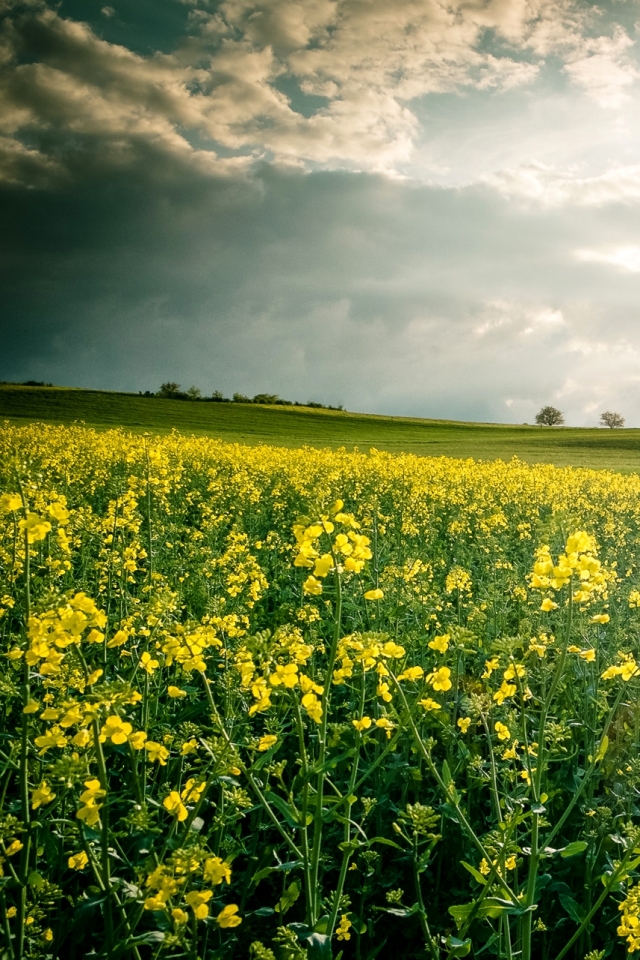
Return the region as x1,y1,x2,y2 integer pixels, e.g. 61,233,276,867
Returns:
485,161,640,206
575,245,640,272
563,27,639,109
2,0,638,181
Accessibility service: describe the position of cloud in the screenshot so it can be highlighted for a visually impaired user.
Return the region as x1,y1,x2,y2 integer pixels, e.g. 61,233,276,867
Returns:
563,26,639,109
575,245,640,272
0,0,638,183
3,163,640,425
484,161,640,206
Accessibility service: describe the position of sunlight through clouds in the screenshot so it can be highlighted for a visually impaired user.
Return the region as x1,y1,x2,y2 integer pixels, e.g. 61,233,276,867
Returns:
3,0,640,424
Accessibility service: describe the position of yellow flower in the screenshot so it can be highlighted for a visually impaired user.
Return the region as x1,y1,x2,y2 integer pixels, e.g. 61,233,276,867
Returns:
31,781,56,810
303,575,323,596
6,907,16,918
428,634,450,653
352,716,372,732
203,856,232,885
68,851,89,870
591,613,610,624
479,858,490,875
301,692,323,723
579,648,596,662
101,716,133,745
269,663,298,688
540,598,558,612
5,840,23,856
364,588,384,600
336,914,352,941
185,889,213,921
397,666,424,682
0,492,22,513
181,779,206,804
172,908,188,925
493,681,516,705
145,741,170,765
216,903,242,928
34,726,68,756
168,685,187,698
163,791,188,821
42,928,54,942
494,722,510,741
257,734,278,752
129,730,148,750
180,738,198,755
19,512,52,543
23,700,40,714
426,666,452,691
482,657,500,678
601,664,622,680
72,729,92,748
375,717,395,738
382,641,406,659
376,681,392,702
503,663,525,681
457,717,471,734
313,554,333,578
419,697,441,711
140,651,160,674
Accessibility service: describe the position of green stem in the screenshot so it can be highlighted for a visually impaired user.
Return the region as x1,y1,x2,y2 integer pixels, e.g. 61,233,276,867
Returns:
522,591,573,960
391,674,518,904
309,560,343,924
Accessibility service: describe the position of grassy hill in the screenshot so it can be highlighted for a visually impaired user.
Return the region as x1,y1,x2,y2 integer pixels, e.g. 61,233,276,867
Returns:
2,382,639,470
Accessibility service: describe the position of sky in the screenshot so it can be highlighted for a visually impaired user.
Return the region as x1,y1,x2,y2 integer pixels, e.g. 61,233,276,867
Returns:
3,1,640,424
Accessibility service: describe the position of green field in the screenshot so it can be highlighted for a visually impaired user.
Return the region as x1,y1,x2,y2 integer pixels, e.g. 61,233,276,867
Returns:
2,382,639,469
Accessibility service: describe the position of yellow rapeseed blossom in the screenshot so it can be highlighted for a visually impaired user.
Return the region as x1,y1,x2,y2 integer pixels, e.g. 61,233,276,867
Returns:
364,588,384,600
428,634,450,653
216,904,242,928
494,722,510,741
257,734,278,751
426,666,452,692
68,851,89,870
352,716,372,732
185,889,213,920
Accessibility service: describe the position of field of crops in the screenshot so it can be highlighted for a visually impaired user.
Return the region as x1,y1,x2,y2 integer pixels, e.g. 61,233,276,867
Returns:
4,423,640,960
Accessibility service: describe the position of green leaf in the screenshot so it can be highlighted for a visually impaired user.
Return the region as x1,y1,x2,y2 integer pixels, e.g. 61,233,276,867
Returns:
275,881,300,915
460,861,487,885
266,792,312,827
445,936,472,957
560,841,588,859
559,894,585,923
365,836,403,850
448,898,515,926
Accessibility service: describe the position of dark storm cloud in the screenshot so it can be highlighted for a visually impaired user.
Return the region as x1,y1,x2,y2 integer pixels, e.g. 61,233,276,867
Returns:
3,0,640,423
4,156,640,423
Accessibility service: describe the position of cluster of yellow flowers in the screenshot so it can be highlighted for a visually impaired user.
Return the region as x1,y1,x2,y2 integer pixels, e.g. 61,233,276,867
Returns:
529,530,612,610
619,885,640,953
293,500,372,595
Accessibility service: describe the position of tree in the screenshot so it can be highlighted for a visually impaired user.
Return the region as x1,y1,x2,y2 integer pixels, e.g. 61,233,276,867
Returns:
535,405,565,426
600,410,625,429
186,386,202,400
158,382,181,398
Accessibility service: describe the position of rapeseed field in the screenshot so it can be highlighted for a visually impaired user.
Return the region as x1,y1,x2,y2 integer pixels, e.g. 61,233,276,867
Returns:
3,422,640,959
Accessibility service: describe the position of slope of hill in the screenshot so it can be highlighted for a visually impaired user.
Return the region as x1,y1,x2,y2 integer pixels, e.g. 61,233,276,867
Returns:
1,383,639,470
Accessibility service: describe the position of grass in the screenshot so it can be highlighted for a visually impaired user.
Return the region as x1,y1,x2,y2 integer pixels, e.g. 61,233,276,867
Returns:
2,382,640,470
